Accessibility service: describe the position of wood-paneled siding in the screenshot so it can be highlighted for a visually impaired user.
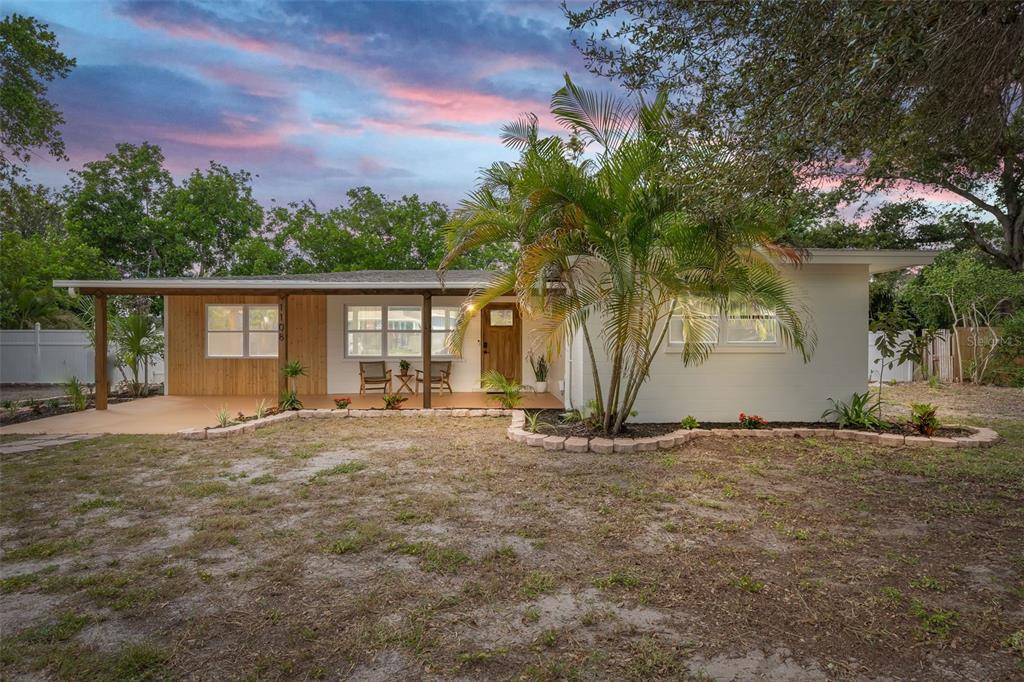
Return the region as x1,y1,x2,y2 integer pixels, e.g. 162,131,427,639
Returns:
166,295,326,395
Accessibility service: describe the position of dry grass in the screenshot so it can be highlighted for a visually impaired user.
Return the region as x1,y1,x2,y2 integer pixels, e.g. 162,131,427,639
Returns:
1,384,1022,680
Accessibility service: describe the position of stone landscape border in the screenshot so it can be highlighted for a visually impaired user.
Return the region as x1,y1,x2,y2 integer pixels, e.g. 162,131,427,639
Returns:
178,407,515,440
504,412,1001,452
182,407,1001,450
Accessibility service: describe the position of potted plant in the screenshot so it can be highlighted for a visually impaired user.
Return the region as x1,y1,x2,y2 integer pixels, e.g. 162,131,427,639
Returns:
382,393,407,410
399,359,411,376
529,353,549,393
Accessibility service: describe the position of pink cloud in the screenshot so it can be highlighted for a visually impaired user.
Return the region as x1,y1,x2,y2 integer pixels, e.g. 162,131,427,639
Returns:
198,64,295,98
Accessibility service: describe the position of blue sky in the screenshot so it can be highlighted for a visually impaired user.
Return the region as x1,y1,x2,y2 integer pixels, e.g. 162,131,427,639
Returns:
14,0,611,207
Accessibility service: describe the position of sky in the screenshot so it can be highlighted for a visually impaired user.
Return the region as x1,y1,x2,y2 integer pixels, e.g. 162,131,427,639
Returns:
13,0,612,208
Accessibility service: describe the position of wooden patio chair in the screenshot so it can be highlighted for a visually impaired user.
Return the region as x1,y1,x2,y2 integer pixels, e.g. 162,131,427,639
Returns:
415,361,453,394
359,361,392,395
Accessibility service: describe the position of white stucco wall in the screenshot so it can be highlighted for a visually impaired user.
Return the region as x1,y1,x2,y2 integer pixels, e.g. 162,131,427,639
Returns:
574,264,869,422
325,294,564,401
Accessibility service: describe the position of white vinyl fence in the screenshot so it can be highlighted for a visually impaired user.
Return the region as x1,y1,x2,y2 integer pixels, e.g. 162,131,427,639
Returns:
868,331,916,382
0,325,164,385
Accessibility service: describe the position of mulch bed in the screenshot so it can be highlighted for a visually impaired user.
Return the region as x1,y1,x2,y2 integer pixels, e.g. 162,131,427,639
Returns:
0,386,162,426
532,412,971,439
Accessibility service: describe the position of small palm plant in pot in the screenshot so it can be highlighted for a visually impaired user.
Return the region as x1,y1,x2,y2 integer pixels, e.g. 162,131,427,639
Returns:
399,359,411,376
279,360,307,410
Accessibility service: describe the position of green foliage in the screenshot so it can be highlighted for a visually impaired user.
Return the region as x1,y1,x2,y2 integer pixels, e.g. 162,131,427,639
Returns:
63,376,88,411
523,410,544,433
529,353,549,382
821,391,888,430
65,142,186,278
0,14,76,179
909,599,958,638
0,227,115,328
248,187,513,276
333,397,351,409
381,393,407,410
278,389,302,411
568,2,1024,270
215,407,234,429
900,253,1024,382
443,76,813,435
680,415,700,430
910,403,939,436
254,398,270,419
282,360,306,379
160,162,264,276
110,312,163,396
989,311,1024,387
481,369,525,409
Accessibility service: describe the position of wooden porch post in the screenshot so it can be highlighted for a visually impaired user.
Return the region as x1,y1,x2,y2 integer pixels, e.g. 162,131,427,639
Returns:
94,294,108,410
422,292,432,408
278,295,288,398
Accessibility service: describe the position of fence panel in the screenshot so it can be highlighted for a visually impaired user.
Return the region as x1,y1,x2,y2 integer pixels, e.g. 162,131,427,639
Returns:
868,331,916,382
0,326,164,385
925,330,955,382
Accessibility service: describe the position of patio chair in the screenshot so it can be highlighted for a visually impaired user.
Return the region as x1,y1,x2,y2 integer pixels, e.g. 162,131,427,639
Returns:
359,361,392,395
415,361,453,395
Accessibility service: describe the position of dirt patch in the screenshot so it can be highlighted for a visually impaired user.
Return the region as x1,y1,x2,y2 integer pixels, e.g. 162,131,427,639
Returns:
0,383,1020,680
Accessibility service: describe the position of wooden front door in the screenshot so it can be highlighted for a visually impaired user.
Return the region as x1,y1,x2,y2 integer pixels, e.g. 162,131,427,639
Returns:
480,303,521,384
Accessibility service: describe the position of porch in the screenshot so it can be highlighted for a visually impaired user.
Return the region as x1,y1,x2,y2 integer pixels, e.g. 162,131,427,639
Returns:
0,392,564,435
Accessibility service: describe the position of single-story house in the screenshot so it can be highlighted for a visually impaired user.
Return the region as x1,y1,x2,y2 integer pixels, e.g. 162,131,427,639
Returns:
54,248,936,421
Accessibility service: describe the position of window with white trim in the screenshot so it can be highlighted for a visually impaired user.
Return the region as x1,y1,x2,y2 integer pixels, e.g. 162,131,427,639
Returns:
345,305,458,358
725,302,778,344
206,304,279,358
668,298,779,350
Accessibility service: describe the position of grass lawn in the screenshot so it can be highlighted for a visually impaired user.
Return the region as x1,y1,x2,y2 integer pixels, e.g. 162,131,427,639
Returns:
1,383,1022,680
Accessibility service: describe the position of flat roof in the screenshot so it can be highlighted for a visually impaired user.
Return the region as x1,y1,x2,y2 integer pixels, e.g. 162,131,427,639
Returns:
799,248,939,273
53,249,940,294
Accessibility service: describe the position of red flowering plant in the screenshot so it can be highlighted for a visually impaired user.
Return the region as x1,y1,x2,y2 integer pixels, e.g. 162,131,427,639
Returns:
334,397,352,409
738,412,768,429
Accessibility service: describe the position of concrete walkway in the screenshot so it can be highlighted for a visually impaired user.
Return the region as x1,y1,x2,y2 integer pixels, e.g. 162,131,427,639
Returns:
0,392,563,435
0,433,99,454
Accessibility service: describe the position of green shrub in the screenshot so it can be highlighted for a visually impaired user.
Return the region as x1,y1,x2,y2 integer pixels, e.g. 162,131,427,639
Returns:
680,415,700,430
481,369,525,409
910,403,939,436
821,391,888,429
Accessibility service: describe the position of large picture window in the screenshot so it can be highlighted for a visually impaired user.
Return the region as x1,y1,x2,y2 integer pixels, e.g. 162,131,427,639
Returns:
667,298,778,351
206,304,279,358
345,305,458,358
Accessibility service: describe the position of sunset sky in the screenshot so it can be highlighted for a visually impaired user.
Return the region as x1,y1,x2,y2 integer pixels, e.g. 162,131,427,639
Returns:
13,0,609,207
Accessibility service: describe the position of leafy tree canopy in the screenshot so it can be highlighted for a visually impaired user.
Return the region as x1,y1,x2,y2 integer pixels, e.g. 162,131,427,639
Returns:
0,229,116,328
240,187,513,275
568,1,1024,269
65,142,187,278
162,162,264,276
0,13,75,181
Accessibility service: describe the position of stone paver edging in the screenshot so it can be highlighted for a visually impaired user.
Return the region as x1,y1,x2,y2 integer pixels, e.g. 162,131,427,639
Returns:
178,407,514,440
505,412,1000,452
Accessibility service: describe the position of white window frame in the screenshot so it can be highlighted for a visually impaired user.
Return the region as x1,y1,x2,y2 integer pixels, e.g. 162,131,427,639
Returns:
344,304,459,359
666,298,783,354
205,303,280,359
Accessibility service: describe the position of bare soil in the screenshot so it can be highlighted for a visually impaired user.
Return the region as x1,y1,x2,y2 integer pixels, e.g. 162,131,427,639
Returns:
0,383,1021,680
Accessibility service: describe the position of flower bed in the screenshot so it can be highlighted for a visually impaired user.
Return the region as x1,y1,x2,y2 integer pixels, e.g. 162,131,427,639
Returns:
505,412,1000,453
178,407,514,440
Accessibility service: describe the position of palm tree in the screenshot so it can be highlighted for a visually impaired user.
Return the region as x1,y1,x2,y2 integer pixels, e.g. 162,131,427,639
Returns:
111,312,163,396
442,76,815,435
